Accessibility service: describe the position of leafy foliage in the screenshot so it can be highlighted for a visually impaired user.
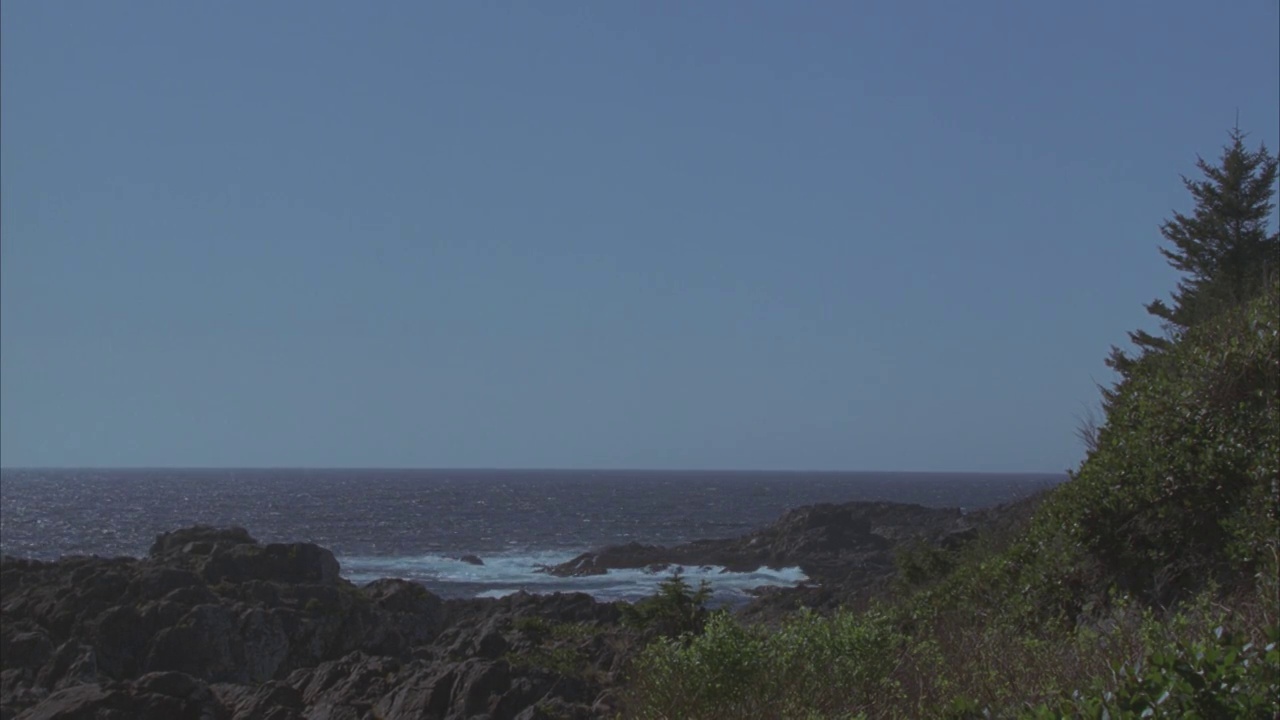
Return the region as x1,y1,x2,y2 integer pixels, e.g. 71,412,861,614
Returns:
892,539,959,592
1030,618,1279,718
505,618,604,679
626,609,902,719
1042,284,1278,606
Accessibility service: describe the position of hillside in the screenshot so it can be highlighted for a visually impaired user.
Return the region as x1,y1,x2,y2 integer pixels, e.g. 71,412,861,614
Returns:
622,133,1280,718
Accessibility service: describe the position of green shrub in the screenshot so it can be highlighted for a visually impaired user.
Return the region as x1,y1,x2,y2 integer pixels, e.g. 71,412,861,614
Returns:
506,644,588,677
618,283,1279,718
1042,284,1279,606
511,615,553,637
913,284,1280,629
893,539,958,591
625,608,902,719
1030,621,1279,718
619,570,713,638
506,618,601,679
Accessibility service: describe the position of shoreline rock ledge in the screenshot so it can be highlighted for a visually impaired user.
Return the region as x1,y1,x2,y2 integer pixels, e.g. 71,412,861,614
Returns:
1,526,623,720
1,501,994,719
540,501,972,584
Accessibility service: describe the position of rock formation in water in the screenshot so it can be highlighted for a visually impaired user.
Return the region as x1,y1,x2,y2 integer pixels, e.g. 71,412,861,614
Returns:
539,501,986,619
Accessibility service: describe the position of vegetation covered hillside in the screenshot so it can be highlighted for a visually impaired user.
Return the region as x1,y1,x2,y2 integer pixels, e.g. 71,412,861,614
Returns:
621,133,1280,719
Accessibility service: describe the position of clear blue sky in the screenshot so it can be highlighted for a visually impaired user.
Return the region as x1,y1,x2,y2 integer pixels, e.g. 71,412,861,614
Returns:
2,2,1277,472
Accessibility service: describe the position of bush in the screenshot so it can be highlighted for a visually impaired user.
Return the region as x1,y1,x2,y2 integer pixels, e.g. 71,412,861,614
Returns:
912,284,1280,628
619,570,713,638
892,539,958,591
625,609,902,719
618,283,1279,718
1039,283,1279,606
1031,617,1279,718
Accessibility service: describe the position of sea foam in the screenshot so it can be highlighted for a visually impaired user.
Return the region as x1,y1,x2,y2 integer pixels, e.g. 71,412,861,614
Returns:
339,551,808,604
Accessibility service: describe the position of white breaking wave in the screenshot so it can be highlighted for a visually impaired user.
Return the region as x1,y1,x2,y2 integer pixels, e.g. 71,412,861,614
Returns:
338,551,808,604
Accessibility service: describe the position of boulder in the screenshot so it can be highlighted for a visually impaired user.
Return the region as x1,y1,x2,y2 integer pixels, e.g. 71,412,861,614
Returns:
150,526,256,557
195,542,341,586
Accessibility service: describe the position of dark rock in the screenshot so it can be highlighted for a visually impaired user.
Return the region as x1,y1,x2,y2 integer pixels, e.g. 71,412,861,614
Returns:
211,680,304,720
236,608,291,682
86,605,153,678
458,555,485,566
2,632,54,674
13,682,114,720
161,585,219,607
492,676,555,719
144,604,238,681
361,579,444,648
1,670,49,718
6,526,622,720
7,675,220,720
127,568,203,599
35,642,97,691
150,527,256,558
196,543,341,586
451,658,511,716
373,665,457,720
540,501,963,586
133,671,201,698
1,502,1012,720
289,652,399,710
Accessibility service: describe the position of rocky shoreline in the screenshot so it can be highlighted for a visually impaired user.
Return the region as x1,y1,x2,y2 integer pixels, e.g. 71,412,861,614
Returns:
1,500,1007,719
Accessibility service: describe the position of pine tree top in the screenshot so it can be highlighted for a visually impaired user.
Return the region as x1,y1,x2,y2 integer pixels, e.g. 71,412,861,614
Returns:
1108,129,1279,377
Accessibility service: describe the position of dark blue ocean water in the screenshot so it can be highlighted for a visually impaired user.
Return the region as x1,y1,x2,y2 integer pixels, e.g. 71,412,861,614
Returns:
0,468,1062,602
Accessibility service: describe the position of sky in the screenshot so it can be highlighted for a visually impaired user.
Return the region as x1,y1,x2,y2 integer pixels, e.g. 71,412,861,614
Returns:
2,2,1278,473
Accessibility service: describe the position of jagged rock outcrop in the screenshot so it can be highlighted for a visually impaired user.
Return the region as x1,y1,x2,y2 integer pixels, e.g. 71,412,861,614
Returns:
1,501,1010,718
1,528,623,720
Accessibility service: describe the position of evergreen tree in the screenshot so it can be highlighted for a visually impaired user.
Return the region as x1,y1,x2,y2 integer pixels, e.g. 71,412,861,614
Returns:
1108,129,1279,376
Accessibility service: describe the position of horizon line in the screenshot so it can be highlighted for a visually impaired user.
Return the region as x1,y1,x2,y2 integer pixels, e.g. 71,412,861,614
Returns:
0,465,1070,476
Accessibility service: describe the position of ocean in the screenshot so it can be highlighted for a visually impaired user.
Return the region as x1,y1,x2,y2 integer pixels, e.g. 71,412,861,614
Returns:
0,468,1062,604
